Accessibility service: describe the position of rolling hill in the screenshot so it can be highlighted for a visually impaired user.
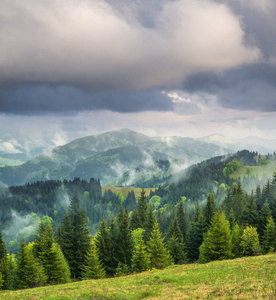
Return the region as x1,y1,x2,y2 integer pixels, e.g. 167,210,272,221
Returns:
0,129,234,187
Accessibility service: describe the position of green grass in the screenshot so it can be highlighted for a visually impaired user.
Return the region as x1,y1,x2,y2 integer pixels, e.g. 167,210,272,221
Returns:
230,161,276,180
0,156,23,167
102,187,156,198
2,253,276,299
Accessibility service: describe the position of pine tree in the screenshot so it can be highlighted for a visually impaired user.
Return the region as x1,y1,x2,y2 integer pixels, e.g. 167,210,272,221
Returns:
38,224,70,284
241,194,258,228
258,200,271,244
115,207,133,269
0,228,9,290
131,231,150,273
186,206,207,262
204,193,216,228
143,208,156,242
167,217,186,264
176,201,189,242
199,211,232,263
82,241,106,279
240,226,260,256
263,217,276,253
231,223,243,258
15,238,47,289
147,221,172,269
94,219,112,276
57,190,91,279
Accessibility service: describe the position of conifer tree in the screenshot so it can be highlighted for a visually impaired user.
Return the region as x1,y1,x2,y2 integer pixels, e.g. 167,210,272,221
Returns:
241,194,258,228
176,201,189,242
204,193,216,228
115,207,133,269
15,238,46,289
38,223,70,284
199,211,232,263
0,228,12,290
57,190,91,279
143,208,156,242
258,200,271,244
131,231,150,273
263,217,276,253
82,241,106,279
147,221,172,269
240,226,260,256
231,223,243,258
186,205,207,262
94,219,112,276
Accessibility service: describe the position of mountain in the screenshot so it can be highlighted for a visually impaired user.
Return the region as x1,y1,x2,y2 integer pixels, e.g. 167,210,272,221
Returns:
0,129,234,187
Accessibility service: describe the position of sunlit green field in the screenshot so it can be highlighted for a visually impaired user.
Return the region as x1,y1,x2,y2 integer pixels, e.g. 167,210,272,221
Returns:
1,253,276,299
102,186,155,198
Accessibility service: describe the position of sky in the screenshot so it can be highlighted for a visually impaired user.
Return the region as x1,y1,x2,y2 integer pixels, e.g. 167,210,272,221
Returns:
0,0,276,153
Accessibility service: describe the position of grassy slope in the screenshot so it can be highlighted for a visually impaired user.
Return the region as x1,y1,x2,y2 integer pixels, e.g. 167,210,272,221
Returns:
230,160,276,180
0,156,23,167
102,186,156,198
2,253,276,299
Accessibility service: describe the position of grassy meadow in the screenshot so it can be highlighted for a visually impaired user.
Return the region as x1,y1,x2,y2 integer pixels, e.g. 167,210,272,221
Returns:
1,253,276,299
102,186,155,198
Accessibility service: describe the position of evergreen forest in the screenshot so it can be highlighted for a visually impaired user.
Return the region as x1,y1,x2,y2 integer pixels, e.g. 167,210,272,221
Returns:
0,150,276,290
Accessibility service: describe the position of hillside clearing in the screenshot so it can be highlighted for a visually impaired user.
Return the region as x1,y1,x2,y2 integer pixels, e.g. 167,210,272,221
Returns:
1,253,276,299
102,186,155,198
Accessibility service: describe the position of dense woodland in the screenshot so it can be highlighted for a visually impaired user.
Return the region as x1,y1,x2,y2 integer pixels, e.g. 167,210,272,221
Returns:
0,150,276,290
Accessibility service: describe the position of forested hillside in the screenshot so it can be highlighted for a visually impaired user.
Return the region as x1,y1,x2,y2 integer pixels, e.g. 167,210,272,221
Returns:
0,150,276,291
0,129,233,187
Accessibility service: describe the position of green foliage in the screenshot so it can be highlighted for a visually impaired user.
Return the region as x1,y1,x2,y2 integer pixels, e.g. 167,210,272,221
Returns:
231,224,243,258
264,217,276,253
15,238,47,289
94,219,112,276
204,193,216,228
147,222,172,269
131,231,150,273
199,211,232,263
57,190,91,279
149,196,161,210
240,226,260,256
82,241,106,279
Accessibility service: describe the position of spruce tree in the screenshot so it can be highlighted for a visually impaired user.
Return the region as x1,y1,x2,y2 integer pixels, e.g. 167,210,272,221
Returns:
240,226,260,256
176,201,189,242
231,223,243,258
241,194,258,228
199,211,232,263
94,219,112,276
204,193,216,228
131,231,150,273
0,228,9,289
264,217,276,253
186,206,207,262
143,208,156,243
57,190,91,279
38,224,71,284
147,221,172,269
82,241,106,279
115,207,133,270
258,200,271,244
15,238,47,289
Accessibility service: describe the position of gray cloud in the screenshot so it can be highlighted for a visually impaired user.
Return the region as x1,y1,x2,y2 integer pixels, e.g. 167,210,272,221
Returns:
183,63,276,112
0,0,258,90
0,85,173,114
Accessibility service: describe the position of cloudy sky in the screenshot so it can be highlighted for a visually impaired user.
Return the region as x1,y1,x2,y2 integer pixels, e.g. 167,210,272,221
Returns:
0,0,276,152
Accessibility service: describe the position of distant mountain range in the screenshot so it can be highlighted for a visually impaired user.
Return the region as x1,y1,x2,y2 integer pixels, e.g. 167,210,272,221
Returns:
0,129,234,187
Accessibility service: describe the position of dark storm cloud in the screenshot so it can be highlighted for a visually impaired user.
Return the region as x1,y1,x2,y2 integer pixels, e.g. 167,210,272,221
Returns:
0,85,173,114
184,63,276,112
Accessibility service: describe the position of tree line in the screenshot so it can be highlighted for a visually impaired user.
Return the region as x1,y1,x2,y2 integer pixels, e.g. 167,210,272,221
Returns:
1,170,276,290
